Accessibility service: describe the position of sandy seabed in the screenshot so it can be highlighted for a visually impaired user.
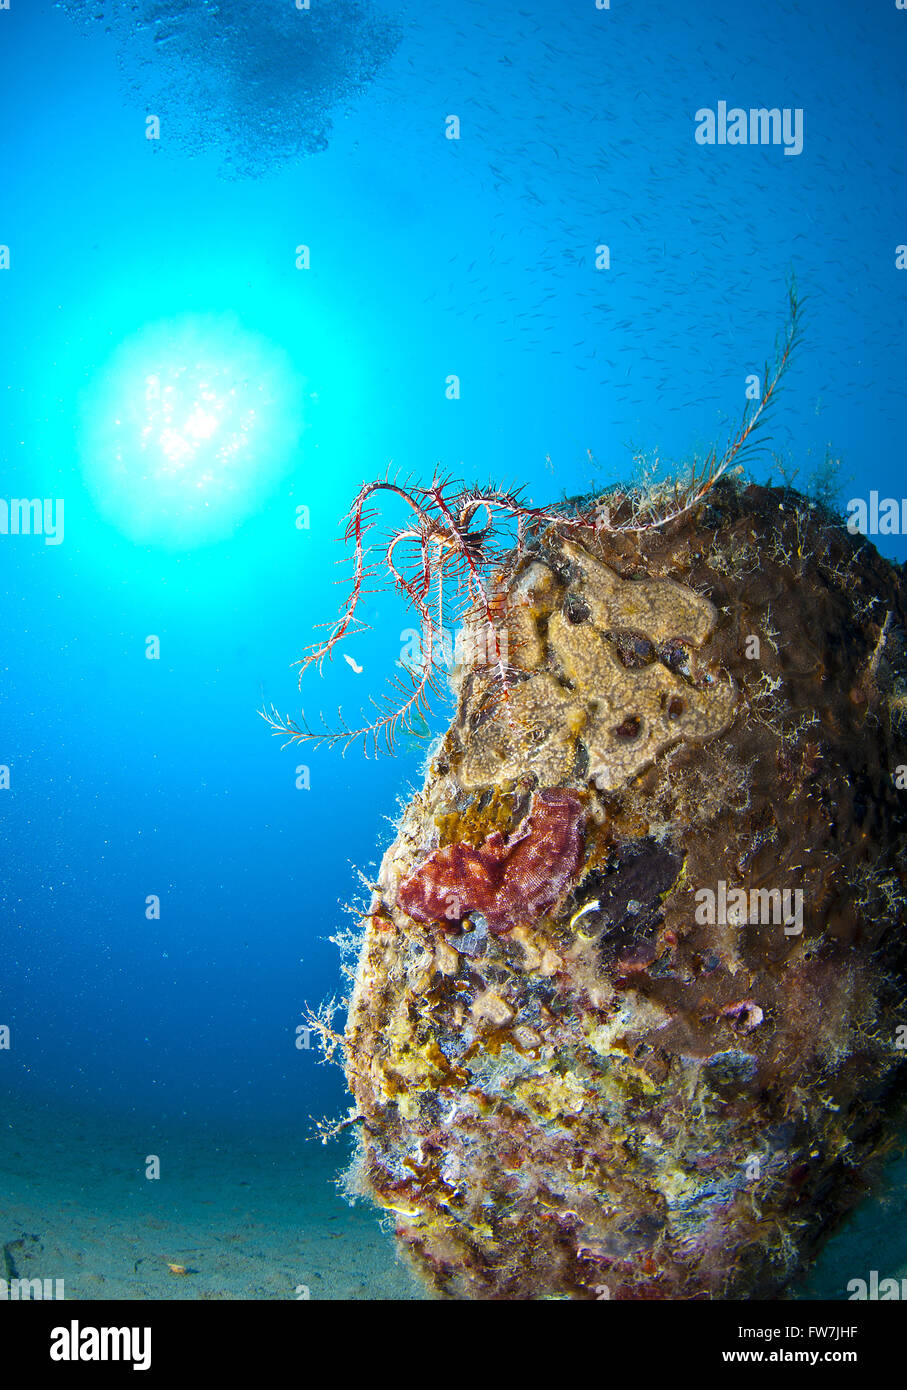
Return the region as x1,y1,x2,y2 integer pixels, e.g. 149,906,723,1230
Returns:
0,1096,424,1301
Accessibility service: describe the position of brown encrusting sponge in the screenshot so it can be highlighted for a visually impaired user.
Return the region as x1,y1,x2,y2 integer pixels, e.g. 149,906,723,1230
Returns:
340,478,907,1299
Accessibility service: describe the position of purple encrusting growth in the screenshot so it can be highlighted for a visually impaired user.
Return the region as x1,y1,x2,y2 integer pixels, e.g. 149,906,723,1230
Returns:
397,789,585,935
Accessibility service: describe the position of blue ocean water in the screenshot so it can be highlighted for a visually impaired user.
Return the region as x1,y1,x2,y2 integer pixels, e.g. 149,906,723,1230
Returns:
0,0,905,1302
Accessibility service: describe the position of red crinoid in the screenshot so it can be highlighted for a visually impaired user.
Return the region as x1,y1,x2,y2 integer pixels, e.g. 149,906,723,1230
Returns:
263,472,562,755
262,285,801,757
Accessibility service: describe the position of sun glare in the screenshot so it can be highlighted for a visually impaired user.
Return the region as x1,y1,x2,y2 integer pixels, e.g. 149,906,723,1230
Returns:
82,314,304,546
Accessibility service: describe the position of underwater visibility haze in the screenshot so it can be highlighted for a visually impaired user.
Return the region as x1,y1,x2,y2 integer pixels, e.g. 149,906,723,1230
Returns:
2,0,907,1314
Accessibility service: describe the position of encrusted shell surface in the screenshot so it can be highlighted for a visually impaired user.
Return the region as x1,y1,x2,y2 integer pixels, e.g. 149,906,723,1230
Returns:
342,482,907,1300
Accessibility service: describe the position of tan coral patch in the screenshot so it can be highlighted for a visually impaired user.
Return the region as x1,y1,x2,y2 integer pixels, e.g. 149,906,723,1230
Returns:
560,539,716,644
456,541,737,792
